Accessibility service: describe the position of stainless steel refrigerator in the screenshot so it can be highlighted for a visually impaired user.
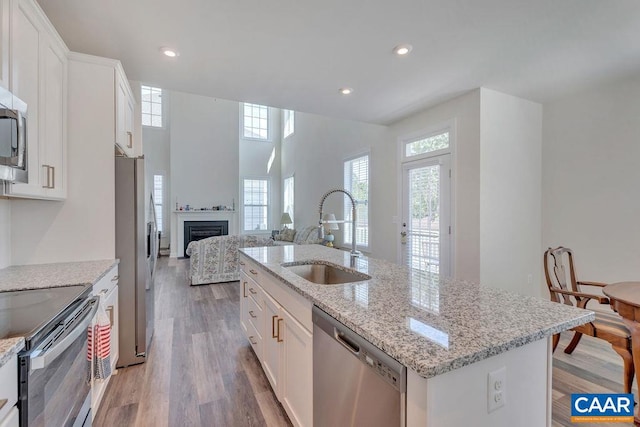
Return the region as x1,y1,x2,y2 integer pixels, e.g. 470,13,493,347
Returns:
115,156,154,367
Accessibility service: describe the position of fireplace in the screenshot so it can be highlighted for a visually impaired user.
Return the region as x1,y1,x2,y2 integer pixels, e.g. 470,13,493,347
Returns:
183,220,229,257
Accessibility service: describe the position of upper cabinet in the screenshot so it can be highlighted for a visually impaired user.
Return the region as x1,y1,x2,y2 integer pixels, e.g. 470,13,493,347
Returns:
115,66,135,157
3,0,68,200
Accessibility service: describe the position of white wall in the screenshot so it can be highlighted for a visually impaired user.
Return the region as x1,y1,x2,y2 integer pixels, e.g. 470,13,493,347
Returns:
280,111,393,260
390,90,481,282
169,92,240,251
11,58,116,264
0,200,10,268
542,74,640,291
480,89,542,296
239,107,281,233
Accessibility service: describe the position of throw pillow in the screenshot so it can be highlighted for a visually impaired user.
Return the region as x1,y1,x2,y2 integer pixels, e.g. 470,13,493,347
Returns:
280,228,296,242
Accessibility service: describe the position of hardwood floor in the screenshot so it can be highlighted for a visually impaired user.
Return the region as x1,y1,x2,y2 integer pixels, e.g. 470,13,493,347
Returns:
94,257,291,427
96,257,637,426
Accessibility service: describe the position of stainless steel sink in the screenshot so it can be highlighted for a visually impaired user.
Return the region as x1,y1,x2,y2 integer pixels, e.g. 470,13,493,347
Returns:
283,262,371,285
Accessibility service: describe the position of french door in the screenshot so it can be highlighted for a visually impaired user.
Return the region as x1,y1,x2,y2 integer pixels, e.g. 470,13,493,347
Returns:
401,154,451,277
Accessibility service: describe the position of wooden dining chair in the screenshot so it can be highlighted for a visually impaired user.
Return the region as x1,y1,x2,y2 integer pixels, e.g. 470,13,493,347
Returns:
544,246,634,394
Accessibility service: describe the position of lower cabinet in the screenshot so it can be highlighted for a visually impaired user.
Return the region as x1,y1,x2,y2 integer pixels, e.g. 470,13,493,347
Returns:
0,356,18,427
239,259,313,427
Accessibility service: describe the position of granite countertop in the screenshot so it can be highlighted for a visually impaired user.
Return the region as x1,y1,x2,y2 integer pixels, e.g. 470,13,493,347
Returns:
0,259,119,368
240,245,594,380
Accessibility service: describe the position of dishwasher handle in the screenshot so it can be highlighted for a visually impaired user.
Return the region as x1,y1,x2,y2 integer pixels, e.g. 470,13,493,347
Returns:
334,328,360,355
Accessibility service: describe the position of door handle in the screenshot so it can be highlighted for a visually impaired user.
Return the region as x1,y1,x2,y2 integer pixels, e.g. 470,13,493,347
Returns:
243,281,247,298
277,318,284,342
272,315,278,338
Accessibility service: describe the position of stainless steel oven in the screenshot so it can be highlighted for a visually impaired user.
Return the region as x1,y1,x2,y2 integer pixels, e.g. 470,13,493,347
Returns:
17,290,99,427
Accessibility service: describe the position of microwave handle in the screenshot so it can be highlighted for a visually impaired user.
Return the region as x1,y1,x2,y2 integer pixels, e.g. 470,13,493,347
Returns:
30,296,99,371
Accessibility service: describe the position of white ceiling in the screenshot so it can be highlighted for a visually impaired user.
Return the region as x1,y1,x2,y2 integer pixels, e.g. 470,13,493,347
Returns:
36,0,640,125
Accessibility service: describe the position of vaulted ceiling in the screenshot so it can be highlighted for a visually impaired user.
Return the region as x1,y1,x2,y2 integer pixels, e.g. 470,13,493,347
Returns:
37,0,640,124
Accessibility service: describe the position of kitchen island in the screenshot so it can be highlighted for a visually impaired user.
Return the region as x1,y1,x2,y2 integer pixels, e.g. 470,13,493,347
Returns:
240,245,593,427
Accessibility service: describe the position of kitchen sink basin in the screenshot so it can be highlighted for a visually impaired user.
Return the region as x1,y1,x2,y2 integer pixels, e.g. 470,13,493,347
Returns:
282,262,371,285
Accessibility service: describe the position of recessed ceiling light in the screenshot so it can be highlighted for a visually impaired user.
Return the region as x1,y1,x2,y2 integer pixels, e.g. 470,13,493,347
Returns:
393,44,413,56
339,87,353,95
160,47,179,57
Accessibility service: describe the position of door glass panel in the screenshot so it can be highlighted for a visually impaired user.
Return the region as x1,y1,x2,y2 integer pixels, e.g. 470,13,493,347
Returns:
405,164,440,274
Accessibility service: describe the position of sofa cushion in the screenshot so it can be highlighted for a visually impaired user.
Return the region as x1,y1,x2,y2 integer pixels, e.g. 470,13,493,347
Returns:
276,228,296,242
293,226,322,245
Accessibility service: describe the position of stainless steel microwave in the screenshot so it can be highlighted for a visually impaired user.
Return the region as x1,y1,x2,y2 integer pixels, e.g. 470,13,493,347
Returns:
0,86,27,183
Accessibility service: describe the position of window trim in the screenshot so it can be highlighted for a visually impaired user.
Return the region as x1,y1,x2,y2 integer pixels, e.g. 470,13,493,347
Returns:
152,173,165,234
283,174,295,229
241,103,271,142
241,177,271,234
141,85,164,129
343,151,370,251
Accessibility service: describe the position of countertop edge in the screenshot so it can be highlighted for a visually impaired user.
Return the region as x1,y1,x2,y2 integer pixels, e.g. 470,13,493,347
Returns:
0,337,25,369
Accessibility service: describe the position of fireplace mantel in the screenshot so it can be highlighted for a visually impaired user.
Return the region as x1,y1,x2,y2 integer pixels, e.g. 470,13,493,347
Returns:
170,211,238,258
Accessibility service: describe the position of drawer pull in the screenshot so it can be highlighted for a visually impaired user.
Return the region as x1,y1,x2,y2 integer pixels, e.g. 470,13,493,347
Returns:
249,287,257,295
249,269,258,275
249,310,257,319
272,315,278,338
0,399,6,412
277,318,284,342
99,289,108,295
249,336,257,345
111,275,119,282
239,261,246,266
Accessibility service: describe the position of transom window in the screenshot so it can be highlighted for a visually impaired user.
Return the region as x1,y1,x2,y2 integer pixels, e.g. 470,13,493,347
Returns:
405,131,449,158
141,86,163,127
344,154,369,249
283,109,295,138
243,179,269,231
243,103,269,140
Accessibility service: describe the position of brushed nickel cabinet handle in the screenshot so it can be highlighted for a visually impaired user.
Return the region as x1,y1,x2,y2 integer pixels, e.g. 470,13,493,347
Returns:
111,275,119,282
0,398,6,412
42,165,50,188
249,287,257,295
249,310,256,319
243,281,248,298
127,131,133,148
50,166,55,189
272,315,278,338
250,269,258,275
239,261,246,266
277,318,284,342
249,336,257,345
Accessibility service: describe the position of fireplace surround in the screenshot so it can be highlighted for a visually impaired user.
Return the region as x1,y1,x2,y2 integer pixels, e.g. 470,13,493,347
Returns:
183,220,228,257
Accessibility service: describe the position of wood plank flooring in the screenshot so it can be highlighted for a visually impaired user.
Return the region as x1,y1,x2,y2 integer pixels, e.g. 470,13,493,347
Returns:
96,257,637,426
94,257,291,427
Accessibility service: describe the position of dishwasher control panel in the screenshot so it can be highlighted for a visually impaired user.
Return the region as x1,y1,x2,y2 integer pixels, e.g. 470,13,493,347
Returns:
361,349,401,389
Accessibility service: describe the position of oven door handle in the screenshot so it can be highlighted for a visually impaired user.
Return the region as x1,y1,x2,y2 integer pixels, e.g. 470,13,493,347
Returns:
30,296,100,371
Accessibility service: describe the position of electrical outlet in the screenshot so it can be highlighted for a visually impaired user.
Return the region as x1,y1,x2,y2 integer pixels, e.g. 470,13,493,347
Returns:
527,274,533,285
488,367,507,413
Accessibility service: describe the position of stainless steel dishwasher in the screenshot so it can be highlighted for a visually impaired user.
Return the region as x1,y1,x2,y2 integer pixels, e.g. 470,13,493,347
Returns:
313,306,406,427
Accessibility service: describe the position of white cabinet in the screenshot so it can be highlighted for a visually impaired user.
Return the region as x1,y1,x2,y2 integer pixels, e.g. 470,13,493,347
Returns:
0,0,10,89
0,356,18,427
239,255,313,427
4,0,67,200
115,67,135,157
91,265,119,415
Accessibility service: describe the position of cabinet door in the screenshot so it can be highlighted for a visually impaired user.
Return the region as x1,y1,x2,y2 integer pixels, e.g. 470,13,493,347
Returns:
8,0,43,197
41,39,67,199
281,309,313,427
104,284,119,370
0,0,9,89
262,291,282,397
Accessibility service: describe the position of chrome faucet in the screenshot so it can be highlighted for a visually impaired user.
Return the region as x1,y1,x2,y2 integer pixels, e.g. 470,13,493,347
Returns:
318,188,359,259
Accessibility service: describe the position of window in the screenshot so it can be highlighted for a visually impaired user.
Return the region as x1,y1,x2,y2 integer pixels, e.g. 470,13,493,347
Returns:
405,131,449,158
243,103,269,140
344,154,369,249
243,179,269,231
141,86,163,127
283,176,294,228
283,109,295,138
153,174,163,233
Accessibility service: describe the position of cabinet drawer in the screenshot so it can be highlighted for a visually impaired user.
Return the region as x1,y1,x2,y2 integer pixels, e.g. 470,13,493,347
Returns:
240,256,264,285
93,265,119,296
0,356,17,422
247,291,262,334
246,277,262,309
245,318,262,360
